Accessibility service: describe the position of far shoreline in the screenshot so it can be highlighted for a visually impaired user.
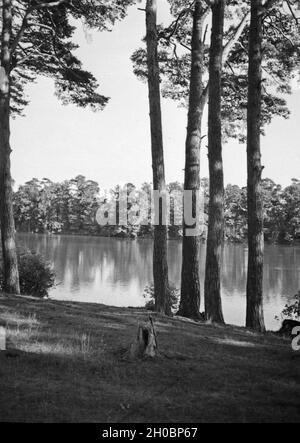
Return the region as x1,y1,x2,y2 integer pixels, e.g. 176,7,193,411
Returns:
16,230,300,247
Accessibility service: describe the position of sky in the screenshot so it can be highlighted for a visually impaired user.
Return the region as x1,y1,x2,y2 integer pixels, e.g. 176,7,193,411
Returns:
11,0,300,191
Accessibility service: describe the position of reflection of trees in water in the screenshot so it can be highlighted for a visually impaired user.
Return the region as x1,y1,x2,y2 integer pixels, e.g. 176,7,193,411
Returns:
167,241,182,287
16,234,300,304
17,235,155,292
221,244,300,302
221,245,248,295
264,246,300,302
105,240,153,286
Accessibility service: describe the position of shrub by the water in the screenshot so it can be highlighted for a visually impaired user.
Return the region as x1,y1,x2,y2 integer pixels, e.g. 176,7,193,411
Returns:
280,291,300,320
0,251,56,298
143,284,179,312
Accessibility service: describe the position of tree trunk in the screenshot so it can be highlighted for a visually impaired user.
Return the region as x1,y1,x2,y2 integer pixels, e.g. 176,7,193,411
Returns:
204,0,225,324
246,0,265,332
145,0,170,315
177,0,206,320
0,0,20,295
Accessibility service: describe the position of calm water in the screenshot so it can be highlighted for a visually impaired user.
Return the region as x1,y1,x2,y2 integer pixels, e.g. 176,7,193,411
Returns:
17,233,300,330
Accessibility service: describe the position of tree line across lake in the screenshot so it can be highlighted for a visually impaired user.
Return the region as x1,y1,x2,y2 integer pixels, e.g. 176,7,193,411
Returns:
14,176,300,244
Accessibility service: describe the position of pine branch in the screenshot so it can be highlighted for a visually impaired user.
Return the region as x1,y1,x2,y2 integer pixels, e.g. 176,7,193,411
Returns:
164,7,191,41
11,0,68,54
223,11,250,63
267,22,295,47
285,0,300,24
262,0,279,11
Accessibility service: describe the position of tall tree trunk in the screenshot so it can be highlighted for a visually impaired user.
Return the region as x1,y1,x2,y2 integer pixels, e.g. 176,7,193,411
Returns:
178,0,206,320
146,0,170,315
0,0,20,294
246,0,265,332
204,0,225,324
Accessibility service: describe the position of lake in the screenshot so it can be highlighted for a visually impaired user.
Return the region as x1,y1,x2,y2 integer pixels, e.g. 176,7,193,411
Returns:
17,233,300,330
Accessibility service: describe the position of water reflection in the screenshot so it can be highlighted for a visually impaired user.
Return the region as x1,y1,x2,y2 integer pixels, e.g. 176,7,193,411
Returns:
17,234,300,330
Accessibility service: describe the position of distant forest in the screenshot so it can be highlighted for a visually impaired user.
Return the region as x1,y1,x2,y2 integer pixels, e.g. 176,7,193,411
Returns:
13,176,300,244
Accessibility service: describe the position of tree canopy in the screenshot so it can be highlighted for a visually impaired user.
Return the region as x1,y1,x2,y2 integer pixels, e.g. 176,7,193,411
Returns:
1,0,135,115
132,0,300,141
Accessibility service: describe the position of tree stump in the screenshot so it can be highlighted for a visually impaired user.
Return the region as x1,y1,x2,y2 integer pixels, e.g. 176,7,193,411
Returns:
130,318,158,358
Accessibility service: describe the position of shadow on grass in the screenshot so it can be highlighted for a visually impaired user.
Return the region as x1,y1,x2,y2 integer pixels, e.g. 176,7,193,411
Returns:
1,296,300,423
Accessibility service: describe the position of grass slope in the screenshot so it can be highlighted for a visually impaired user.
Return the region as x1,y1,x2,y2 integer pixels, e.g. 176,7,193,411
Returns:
0,294,299,423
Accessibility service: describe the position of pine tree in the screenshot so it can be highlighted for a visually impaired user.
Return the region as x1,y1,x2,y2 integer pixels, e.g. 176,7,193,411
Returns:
204,0,225,324
0,0,134,293
145,0,171,315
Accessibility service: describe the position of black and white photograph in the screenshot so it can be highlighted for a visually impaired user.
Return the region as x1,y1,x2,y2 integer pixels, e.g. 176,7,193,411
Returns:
0,0,300,426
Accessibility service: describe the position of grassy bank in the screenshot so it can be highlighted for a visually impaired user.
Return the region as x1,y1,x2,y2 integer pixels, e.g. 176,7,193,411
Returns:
0,294,299,423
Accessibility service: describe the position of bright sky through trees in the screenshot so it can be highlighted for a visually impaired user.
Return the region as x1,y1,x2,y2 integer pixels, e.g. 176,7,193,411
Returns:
11,0,300,190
